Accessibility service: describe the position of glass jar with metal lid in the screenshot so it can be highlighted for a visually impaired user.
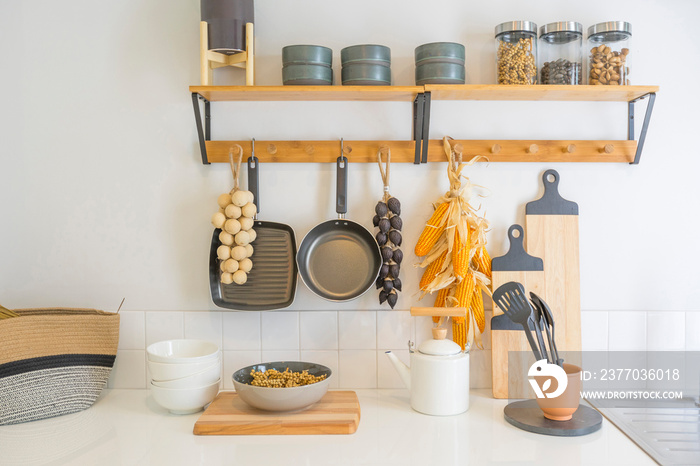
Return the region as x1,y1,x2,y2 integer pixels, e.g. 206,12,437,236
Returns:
495,21,538,85
539,22,583,85
587,21,632,85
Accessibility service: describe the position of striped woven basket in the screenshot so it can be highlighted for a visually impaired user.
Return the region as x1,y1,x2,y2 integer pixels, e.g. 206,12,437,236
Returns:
0,308,120,426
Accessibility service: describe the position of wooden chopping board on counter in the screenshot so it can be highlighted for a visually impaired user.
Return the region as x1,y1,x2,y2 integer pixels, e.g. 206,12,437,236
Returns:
525,169,581,354
491,224,544,399
193,390,360,435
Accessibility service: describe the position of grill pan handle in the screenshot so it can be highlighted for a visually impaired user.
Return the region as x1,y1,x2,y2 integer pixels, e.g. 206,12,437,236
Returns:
336,155,348,217
247,154,260,217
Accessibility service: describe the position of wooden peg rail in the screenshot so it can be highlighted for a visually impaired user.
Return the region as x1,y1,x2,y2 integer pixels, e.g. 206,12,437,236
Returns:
191,84,658,165
204,139,637,163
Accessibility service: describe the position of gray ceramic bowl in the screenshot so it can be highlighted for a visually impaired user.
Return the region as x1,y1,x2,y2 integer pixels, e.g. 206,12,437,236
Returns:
415,42,466,65
232,361,332,411
282,45,332,67
341,63,391,86
415,62,466,85
341,44,391,67
282,64,333,85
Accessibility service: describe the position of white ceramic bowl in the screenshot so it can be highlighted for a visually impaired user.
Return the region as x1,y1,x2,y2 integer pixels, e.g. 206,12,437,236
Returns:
232,361,331,412
150,379,220,415
147,357,221,381
146,339,220,364
151,362,221,388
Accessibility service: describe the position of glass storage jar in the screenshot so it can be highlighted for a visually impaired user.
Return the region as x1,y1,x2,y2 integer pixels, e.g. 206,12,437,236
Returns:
539,22,583,85
587,21,631,85
495,21,538,85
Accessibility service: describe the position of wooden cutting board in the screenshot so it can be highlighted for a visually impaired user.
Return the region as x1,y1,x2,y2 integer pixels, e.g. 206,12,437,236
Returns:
193,390,360,435
525,169,581,354
491,224,544,399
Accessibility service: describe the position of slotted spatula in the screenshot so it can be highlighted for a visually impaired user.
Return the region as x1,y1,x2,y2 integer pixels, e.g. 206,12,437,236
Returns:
492,282,541,360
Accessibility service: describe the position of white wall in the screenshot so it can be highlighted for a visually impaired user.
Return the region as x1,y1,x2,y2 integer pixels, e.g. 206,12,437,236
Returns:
2,0,699,388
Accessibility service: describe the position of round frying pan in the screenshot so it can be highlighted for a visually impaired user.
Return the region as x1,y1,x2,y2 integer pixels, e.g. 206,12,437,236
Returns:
297,156,382,302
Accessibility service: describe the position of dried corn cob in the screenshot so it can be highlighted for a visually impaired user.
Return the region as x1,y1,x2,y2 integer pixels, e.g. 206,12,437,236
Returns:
470,287,485,333
472,245,492,279
454,271,475,310
419,251,447,291
432,286,451,323
452,229,469,279
452,317,467,350
414,202,449,256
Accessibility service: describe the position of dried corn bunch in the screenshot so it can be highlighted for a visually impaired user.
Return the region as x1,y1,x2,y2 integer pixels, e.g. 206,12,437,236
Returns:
414,137,492,348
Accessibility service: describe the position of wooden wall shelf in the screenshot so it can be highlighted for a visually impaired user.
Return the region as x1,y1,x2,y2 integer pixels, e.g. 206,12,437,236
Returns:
190,84,657,165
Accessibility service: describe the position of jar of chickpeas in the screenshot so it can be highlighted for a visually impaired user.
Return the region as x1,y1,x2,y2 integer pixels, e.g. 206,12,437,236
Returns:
495,21,538,85
587,21,631,85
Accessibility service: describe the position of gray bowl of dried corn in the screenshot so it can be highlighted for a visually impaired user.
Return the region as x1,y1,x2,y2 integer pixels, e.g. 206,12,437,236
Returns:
232,361,331,411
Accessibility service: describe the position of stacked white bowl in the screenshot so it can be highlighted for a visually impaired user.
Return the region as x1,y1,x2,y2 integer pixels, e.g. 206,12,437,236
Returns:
146,339,221,414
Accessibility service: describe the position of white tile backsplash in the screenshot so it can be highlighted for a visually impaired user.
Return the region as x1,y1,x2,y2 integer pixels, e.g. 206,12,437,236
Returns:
608,311,647,351
300,311,338,350
108,350,146,389
223,350,262,390
338,310,376,349
117,311,145,350
109,309,697,390
222,311,261,350
338,350,377,388
376,310,414,350
687,312,700,351
469,349,492,389
261,312,299,350
581,311,609,351
145,311,184,348
647,311,685,351
184,311,222,349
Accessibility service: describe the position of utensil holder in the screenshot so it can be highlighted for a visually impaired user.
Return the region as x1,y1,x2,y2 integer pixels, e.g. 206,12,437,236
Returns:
0,308,120,425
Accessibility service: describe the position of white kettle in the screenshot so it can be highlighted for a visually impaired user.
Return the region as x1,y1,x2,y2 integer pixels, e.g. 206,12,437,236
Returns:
386,308,470,416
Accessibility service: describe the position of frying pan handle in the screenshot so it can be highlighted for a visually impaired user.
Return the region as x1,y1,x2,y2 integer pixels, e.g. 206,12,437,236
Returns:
336,155,348,216
247,155,260,215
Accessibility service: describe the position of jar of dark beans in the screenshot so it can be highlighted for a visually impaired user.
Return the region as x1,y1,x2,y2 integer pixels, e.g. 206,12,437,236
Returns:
538,22,583,85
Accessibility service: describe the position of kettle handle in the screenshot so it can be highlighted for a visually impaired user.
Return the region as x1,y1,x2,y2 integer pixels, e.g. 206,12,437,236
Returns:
410,307,467,317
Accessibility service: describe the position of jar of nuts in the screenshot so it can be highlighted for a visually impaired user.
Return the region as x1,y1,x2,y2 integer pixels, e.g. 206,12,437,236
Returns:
495,21,538,85
539,22,583,85
587,21,632,85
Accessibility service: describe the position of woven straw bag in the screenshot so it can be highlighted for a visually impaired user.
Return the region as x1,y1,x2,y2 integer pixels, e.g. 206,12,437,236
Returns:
0,308,120,425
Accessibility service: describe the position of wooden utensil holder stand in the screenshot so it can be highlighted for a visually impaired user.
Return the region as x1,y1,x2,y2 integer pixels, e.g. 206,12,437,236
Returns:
200,21,254,86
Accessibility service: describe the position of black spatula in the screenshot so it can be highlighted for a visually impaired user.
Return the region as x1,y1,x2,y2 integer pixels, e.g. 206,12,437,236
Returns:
492,282,542,360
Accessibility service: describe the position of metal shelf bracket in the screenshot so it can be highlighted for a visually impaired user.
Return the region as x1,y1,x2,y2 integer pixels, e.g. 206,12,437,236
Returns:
628,92,656,165
192,93,211,164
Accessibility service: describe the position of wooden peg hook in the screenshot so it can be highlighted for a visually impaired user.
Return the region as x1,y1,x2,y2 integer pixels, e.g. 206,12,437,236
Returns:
267,144,277,155
599,144,614,154
378,144,390,155
490,144,501,154
527,144,538,154
563,144,576,154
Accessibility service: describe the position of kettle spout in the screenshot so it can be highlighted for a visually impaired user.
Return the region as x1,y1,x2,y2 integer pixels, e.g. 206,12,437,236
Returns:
385,351,410,389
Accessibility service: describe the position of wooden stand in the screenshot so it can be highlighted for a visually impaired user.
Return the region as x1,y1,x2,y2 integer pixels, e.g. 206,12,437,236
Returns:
200,21,254,86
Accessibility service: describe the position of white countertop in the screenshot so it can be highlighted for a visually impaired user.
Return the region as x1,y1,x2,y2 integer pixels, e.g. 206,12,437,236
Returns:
0,389,654,466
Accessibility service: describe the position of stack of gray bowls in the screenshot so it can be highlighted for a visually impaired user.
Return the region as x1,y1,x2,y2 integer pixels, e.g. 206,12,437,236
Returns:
282,45,333,85
341,44,391,86
415,42,466,85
